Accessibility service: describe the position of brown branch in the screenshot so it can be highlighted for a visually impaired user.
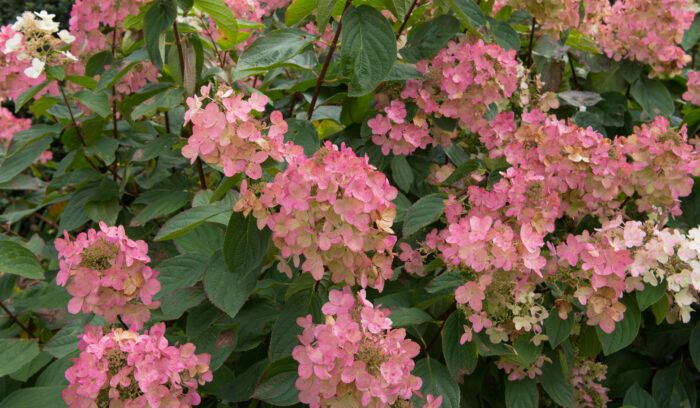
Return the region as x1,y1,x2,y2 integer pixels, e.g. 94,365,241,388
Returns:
396,0,420,38
173,21,186,84
526,18,536,67
307,0,352,121
58,83,86,147
0,300,35,338
196,158,207,189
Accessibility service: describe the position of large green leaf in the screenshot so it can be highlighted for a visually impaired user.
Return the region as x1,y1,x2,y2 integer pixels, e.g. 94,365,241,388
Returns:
410,358,460,408
0,338,40,377
690,322,700,371
144,0,178,67
285,0,315,26
316,0,338,31
383,0,412,21
222,211,271,278
203,251,257,319
402,193,446,236
194,0,238,46
596,295,641,355
269,289,322,361
401,15,460,63
506,378,538,408
155,253,208,298
71,89,111,118
442,311,478,381
540,349,574,407
0,241,42,279
0,386,64,408
636,281,667,311
544,311,574,348
390,155,414,193
631,76,674,118
237,29,315,72
624,383,658,408
0,135,52,184
340,5,397,96
154,204,230,241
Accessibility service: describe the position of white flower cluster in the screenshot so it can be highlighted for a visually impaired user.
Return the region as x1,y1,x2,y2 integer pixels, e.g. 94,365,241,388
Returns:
4,11,77,79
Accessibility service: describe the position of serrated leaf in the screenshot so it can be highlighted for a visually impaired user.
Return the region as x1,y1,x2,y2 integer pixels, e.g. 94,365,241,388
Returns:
410,358,460,408
144,0,178,67
391,155,414,192
383,0,412,21
596,295,641,355
237,28,314,72
401,15,460,63
154,205,230,241
0,240,43,279
194,0,238,46
270,290,322,361
14,81,49,112
624,383,658,408
402,193,446,236
0,338,40,377
631,76,674,118
0,134,52,184
506,378,538,408
71,89,111,117
442,311,478,381
317,0,337,31
540,349,574,407
636,281,667,311
223,211,271,278
204,251,257,319
544,312,574,348
286,0,315,26
340,5,397,96
0,386,64,408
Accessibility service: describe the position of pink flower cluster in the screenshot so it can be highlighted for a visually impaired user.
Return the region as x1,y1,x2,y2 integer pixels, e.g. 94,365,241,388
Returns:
0,107,31,148
683,71,700,105
241,141,398,290
369,38,518,155
493,0,608,37
292,287,441,408
55,222,161,330
597,0,698,76
62,323,212,407
182,85,288,179
69,0,147,52
225,0,290,49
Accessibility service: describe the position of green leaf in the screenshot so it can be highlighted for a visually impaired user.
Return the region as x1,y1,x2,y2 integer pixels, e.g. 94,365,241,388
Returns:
46,314,100,358
447,0,485,37
14,81,49,113
389,307,432,327
45,65,65,81
269,290,322,361
426,271,464,294
0,339,39,377
690,322,700,371
651,294,669,325
545,312,574,348
132,190,192,226
160,286,206,320
156,254,208,298
9,352,53,382
252,357,300,405
154,204,230,241
144,0,178,67
0,137,53,187
390,155,414,192
383,0,412,21
411,358,460,408
237,28,314,72
316,0,338,31
96,63,139,91
442,311,478,381
624,383,658,408
85,50,114,77
540,349,574,407
402,193,446,236
682,13,700,50
635,281,667,311
443,159,485,184
286,0,315,26
0,241,42,279
596,295,641,355
0,386,64,408
506,378,538,408
194,0,239,46
223,211,272,278
401,15,460,63
651,362,696,408
631,76,674,118
204,251,257,319
488,17,520,51
30,96,60,117
340,5,397,96
284,119,320,157
71,89,111,118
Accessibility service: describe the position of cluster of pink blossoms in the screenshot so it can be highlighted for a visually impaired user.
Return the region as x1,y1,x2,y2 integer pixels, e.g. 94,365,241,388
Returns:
63,324,212,407
292,287,441,408
492,0,609,37
369,38,518,155
596,0,698,76
0,107,31,148
411,111,700,345
55,222,161,330
182,85,288,179
571,357,610,408
238,141,398,290
684,71,700,105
